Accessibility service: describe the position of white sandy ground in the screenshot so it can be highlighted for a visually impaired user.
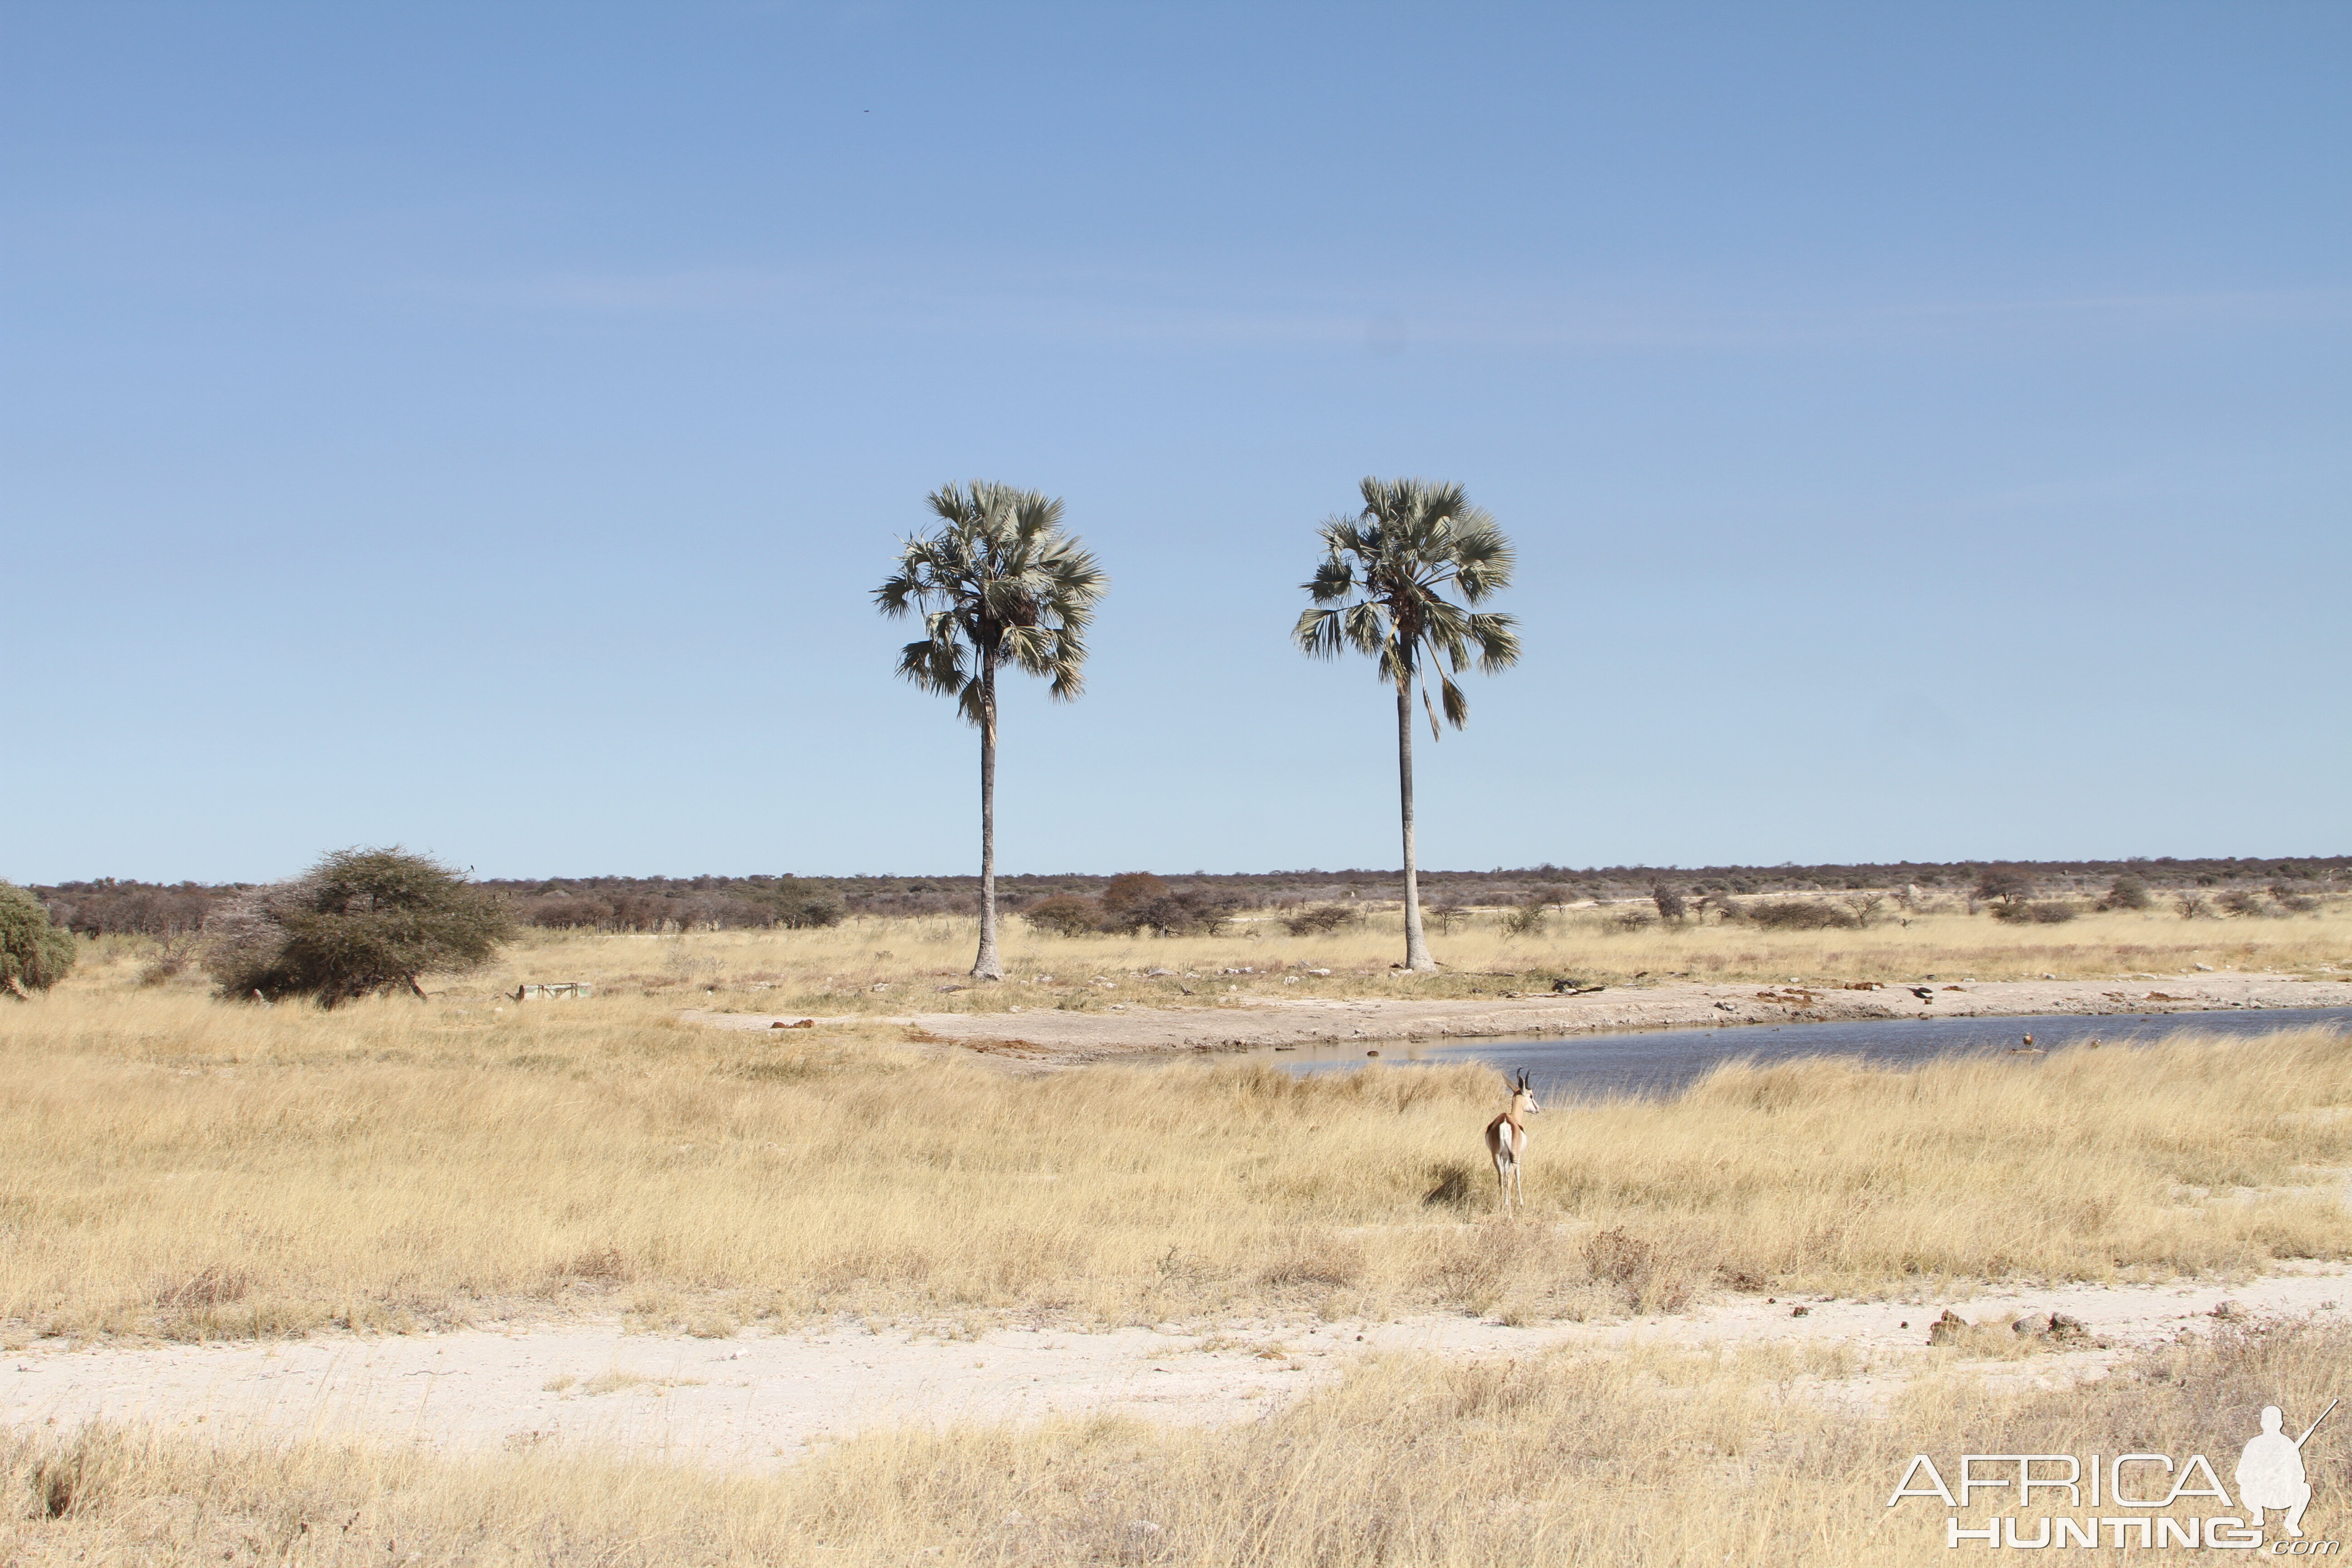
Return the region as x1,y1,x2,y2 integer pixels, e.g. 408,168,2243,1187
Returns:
8,1267,2349,1471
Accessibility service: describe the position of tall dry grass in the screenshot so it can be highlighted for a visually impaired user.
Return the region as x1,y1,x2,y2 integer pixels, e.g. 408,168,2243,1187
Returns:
5,1318,2344,1564
2,960,2348,1339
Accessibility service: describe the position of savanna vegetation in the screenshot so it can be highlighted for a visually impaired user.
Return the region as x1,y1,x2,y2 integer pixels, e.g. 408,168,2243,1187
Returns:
5,917,2349,1345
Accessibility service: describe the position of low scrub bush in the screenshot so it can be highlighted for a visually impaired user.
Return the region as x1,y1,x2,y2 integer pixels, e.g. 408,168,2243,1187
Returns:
2101,874,2152,911
1744,899,1857,931
1498,891,1553,936
1283,903,1360,937
1991,900,2078,925
1974,864,2034,904
0,882,76,996
1021,893,1104,937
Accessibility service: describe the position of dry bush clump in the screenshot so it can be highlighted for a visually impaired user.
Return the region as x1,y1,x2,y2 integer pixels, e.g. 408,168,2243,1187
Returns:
1280,903,1359,936
1744,898,1858,930
1990,899,2078,924
4,1319,2342,1566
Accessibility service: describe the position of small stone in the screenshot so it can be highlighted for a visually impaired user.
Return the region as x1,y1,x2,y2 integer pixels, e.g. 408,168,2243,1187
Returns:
1791,1305,1809,1318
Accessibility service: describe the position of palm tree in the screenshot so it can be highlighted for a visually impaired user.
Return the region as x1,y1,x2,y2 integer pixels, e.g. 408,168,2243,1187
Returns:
876,482,1107,980
1294,477,1519,971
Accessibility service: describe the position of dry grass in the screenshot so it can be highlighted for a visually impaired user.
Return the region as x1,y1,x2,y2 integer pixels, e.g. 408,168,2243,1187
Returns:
4,1318,2344,1564
2,945,2349,1339
150,896,2345,1020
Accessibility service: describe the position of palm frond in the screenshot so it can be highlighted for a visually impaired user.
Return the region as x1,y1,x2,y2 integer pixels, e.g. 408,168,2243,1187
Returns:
1294,607,1343,659
878,482,1107,725
1295,477,1519,719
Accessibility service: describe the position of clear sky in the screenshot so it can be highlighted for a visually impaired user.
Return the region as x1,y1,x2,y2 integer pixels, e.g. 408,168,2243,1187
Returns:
6,2,2347,885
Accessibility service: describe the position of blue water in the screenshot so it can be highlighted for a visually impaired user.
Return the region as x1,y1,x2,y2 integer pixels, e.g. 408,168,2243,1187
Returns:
1258,1005,2352,1102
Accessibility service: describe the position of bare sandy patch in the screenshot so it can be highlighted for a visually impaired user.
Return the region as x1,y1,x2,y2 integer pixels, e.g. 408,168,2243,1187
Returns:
11,1265,2346,1471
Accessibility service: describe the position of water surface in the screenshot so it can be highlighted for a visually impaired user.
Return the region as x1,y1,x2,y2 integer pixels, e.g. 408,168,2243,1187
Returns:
1257,1005,2352,1102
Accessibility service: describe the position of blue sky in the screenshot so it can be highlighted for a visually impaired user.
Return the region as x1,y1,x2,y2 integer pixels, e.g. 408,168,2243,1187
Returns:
5,2,2346,883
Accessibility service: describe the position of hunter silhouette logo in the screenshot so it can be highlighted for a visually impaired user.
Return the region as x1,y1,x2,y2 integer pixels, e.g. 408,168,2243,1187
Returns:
2240,1400,2335,1540
1887,1396,2337,1550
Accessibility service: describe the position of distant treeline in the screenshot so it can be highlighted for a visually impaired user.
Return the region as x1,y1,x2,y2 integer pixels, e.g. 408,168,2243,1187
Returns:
27,856,2349,937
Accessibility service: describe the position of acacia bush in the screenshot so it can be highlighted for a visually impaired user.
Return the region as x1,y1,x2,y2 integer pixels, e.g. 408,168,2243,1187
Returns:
1991,900,2078,925
1974,865,2034,904
1284,904,1361,937
203,848,513,1007
1094,872,1171,931
2100,874,2151,911
742,877,847,929
1743,899,1858,931
0,883,75,996
1022,893,1104,937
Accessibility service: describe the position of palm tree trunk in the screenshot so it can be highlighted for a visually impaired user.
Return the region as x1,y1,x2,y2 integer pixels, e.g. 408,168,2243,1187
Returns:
972,652,1005,980
1397,673,1436,971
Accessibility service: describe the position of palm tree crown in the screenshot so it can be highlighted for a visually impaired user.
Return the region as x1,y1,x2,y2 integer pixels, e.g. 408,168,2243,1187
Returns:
1294,476,1519,730
876,482,1104,721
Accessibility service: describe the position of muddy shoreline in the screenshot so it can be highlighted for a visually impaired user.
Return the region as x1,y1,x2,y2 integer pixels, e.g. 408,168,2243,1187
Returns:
688,973,2352,1066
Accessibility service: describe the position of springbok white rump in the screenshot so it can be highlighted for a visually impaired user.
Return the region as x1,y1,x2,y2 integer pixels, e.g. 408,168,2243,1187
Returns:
1484,1068,1541,1212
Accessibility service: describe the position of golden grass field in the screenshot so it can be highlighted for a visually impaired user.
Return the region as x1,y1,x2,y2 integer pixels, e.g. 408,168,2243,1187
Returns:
4,922,2350,1563
5,1320,2344,1565
2,926,2348,1342
445,897,2352,1018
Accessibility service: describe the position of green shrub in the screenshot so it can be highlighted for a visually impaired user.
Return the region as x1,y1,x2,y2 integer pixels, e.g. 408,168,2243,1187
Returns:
202,848,513,1007
1993,900,2078,925
0,883,75,996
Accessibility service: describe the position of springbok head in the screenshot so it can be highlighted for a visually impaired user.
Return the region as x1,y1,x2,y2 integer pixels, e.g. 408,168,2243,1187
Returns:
1512,1068,1541,1115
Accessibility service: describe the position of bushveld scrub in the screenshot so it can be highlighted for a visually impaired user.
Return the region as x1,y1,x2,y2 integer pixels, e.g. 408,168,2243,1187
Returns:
4,1320,2344,1565
1,940,2348,1340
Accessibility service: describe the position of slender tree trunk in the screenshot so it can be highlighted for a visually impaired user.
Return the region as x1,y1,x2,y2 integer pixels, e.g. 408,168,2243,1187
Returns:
1397,671,1436,971
972,652,1005,980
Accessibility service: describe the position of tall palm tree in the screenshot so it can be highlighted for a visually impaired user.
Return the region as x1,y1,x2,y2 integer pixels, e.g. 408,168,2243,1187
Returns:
1294,477,1519,971
876,482,1107,980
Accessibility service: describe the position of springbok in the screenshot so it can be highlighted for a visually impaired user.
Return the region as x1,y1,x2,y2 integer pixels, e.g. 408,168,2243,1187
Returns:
1485,1069,1541,1212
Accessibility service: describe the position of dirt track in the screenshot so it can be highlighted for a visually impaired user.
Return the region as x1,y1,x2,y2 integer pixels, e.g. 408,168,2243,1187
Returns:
688,974,2352,1064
